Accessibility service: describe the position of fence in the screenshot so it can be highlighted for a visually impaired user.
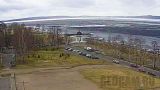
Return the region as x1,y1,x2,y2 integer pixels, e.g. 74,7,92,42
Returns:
0,53,16,68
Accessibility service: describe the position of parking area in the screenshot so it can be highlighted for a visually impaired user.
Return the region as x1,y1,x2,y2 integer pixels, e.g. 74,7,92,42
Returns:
65,47,99,59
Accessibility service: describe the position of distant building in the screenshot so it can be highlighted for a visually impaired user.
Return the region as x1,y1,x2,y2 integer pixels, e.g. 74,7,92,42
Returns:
65,31,92,44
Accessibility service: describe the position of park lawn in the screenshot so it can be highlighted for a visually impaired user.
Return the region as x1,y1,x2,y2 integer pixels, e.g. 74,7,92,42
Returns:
80,65,160,90
15,49,107,69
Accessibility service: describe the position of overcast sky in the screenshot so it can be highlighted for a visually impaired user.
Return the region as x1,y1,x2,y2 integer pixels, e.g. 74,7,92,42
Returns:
0,0,160,20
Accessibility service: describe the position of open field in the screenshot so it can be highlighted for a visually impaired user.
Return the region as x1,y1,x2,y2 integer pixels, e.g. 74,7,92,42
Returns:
14,64,160,90
80,65,160,90
15,65,107,90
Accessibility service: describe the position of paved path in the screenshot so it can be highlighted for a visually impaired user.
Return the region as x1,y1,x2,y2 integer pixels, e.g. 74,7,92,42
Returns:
16,65,105,90
0,77,11,90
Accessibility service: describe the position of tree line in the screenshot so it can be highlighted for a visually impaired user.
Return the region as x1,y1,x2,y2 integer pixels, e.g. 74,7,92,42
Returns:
0,22,64,64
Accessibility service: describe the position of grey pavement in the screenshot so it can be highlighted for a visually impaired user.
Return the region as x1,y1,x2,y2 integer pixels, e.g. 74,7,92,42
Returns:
0,77,11,90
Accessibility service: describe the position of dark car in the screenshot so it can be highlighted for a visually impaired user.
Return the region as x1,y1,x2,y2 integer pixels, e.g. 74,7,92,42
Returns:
130,64,139,68
65,47,70,50
91,56,99,59
138,67,145,73
148,72,156,76
81,53,87,56
79,52,86,56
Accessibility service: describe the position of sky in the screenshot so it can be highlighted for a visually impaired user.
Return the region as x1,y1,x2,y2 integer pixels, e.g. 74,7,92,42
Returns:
0,0,160,20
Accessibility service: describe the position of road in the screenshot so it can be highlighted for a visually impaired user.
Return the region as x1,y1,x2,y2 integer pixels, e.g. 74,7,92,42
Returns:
0,77,11,90
67,46,160,78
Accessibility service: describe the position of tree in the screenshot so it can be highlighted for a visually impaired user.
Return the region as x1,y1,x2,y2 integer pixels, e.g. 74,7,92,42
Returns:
133,37,146,65
23,27,35,51
151,41,158,68
127,35,133,62
113,35,124,59
0,21,7,48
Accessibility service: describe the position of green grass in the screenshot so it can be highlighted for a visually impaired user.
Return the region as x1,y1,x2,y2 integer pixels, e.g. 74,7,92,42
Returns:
15,49,107,69
80,65,160,90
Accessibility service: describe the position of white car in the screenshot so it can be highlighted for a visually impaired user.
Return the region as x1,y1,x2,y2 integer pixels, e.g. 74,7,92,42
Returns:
74,50,80,52
73,50,77,52
113,60,119,64
84,47,92,50
86,54,92,58
68,48,73,51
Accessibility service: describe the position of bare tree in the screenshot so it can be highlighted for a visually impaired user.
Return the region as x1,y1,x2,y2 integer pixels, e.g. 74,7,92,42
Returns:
127,35,133,62
0,21,7,48
113,34,124,59
151,41,158,68
133,37,145,65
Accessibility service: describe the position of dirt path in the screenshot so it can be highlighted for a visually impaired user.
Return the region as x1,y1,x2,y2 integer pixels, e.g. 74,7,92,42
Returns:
16,65,106,90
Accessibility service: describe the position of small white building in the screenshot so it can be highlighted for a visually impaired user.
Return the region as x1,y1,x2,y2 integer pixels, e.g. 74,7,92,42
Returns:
66,31,91,44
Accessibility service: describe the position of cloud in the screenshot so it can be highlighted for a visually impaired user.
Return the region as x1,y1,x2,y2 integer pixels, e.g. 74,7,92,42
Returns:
61,0,94,8
0,0,160,20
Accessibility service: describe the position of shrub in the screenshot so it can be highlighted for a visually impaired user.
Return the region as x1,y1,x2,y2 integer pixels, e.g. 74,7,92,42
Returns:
37,55,40,58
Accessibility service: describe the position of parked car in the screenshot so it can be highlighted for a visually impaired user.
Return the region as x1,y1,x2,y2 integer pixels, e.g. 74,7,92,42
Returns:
76,50,80,52
86,54,92,58
65,47,70,50
130,63,139,68
84,47,94,52
73,49,77,52
81,53,87,56
78,52,82,55
68,48,73,51
91,56,99,59
79,52,86,56
95,51,101,54
147,72,156,76
84,47,92,50
138,67,145,73
113,60,119,64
